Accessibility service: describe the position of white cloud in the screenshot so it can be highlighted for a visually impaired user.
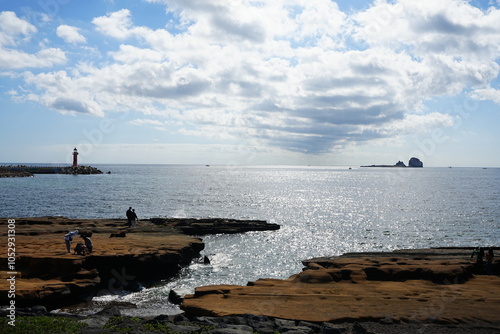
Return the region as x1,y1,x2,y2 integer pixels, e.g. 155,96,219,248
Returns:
56,25,87,44
471,88,500,104
0,11,66,69
372,112,455,136
109,44,163,63
23,70,103,116
130,119,165,126
352,0,487,48
351,0,500,92
294,0,346,41
0,47,66,69
92,9,136,39
0,11,37,46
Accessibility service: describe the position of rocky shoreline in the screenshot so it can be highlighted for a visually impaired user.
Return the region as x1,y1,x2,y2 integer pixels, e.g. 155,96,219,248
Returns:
1,246,499,333
0,217,279,309
2,305,500,333
1,217,499,333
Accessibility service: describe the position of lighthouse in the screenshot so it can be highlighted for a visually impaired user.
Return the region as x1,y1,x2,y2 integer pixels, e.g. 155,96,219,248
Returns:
72,148,78,167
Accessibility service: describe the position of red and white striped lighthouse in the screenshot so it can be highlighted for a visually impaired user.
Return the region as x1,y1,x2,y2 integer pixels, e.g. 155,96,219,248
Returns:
72,148,78,167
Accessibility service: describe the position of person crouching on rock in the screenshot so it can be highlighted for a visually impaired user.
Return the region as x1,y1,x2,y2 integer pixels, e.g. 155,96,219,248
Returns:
74,242,88,256
81,234,93,253
64,230,79,253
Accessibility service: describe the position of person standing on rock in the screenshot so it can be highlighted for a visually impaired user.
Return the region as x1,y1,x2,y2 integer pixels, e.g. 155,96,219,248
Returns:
486,248,494,275
131,209,138,228
471,247,485,273
64,230,79,253
126,207,133,227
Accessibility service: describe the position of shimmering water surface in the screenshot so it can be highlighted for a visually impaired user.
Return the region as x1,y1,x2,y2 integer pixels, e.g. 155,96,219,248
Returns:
1,165,499,315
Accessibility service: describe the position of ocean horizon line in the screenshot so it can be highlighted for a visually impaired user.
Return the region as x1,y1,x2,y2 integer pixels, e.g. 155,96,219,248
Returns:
1,162,499,169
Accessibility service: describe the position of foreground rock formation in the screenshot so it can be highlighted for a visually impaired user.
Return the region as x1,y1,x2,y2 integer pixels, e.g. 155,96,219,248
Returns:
182,248,500,326
0,217,278,309
4,306,499,334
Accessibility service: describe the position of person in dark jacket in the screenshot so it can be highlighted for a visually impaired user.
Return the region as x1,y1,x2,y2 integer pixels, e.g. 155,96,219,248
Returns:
126,207,133,227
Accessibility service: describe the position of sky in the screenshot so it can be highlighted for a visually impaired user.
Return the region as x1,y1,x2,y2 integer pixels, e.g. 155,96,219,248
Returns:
0,0,499,167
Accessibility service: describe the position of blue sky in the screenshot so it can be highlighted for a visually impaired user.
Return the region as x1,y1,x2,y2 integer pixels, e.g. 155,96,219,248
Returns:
1,0,499,166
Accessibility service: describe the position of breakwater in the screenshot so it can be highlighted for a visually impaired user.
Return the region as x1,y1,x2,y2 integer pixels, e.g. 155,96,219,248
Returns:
0,165,103,177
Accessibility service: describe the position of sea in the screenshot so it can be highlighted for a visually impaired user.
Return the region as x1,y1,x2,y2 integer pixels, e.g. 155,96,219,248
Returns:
1,164,499,316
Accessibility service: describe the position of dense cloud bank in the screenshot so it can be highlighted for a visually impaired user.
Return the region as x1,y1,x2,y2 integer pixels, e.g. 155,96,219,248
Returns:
1,0,499,154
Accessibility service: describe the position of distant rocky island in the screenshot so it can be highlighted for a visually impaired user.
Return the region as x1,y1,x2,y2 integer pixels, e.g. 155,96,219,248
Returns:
361,157,423,168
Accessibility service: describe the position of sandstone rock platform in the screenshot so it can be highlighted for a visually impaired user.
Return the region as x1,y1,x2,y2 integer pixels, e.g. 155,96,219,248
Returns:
182,248,500,326
0,216,279,309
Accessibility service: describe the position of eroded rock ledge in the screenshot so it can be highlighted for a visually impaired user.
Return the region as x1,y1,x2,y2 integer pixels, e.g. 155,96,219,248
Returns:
0,216,279,309
181,247,500,325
